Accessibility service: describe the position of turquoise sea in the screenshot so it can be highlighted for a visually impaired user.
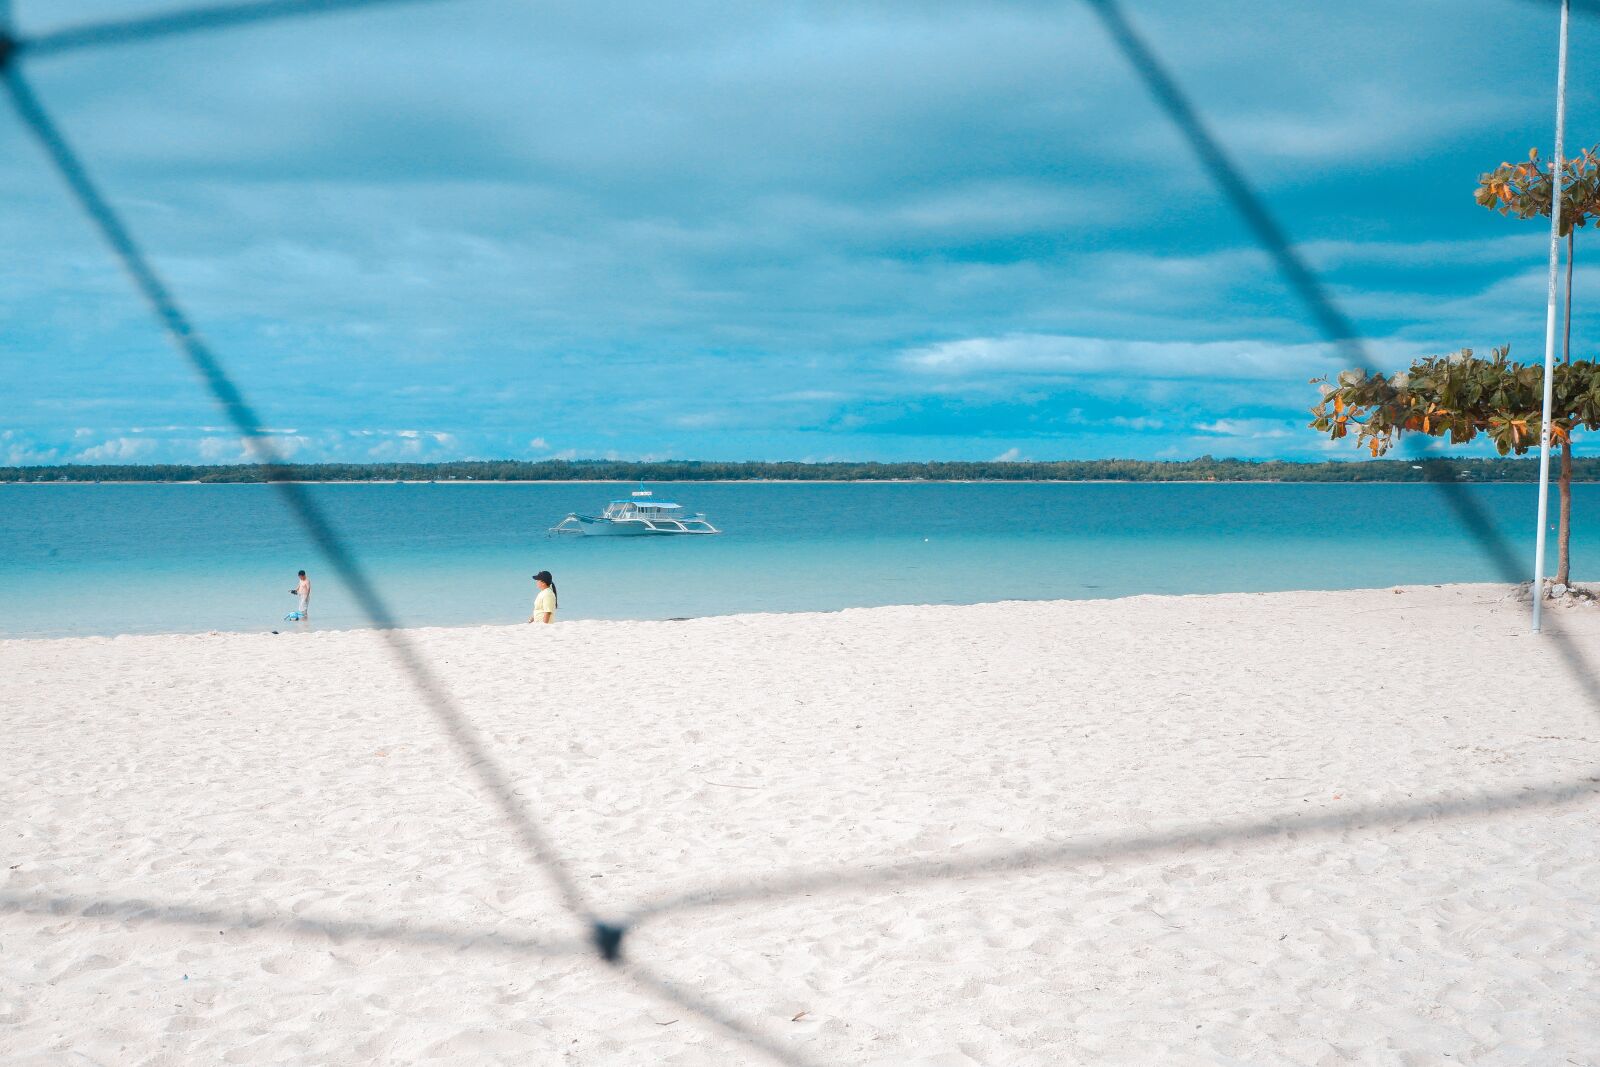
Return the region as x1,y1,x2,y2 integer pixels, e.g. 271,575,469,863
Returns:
0,481,1583,639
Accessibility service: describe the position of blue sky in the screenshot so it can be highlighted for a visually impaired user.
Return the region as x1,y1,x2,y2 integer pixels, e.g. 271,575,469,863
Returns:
2,0,1596,464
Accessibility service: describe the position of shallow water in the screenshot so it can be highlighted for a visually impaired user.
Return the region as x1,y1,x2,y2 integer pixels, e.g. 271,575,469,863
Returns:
0,480,1579,637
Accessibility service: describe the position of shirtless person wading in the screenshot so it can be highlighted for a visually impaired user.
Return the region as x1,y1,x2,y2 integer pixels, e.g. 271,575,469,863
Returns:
290,570,311,619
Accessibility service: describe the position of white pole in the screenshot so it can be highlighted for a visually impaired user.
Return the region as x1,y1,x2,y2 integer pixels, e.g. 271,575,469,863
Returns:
1532,0,1570,633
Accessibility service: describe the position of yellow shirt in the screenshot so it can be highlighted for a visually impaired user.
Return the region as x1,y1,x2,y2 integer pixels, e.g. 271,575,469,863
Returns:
534,587,557,618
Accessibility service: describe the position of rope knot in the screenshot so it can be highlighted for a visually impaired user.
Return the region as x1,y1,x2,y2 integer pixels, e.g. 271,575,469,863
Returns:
592,921,626,964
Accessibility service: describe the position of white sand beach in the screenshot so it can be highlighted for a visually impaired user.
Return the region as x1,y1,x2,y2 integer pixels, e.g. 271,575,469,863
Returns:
3,584,1597,1066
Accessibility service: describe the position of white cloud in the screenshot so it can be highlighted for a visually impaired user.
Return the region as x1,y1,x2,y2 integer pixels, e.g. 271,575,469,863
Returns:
197,436,250,462
1301,234,1538,270
902,334,1390,381
1193,418,1298,440
3,2,1572,468
347,428,463,460
72,436,159,462
771,389,848,403
1,430,62,465
671,412,726,429
992,447,1027,462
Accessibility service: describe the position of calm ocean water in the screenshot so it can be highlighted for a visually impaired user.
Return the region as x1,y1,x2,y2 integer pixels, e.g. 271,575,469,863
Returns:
0,481,1580,638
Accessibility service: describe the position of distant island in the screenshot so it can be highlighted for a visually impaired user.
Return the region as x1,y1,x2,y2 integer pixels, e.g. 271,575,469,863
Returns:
2,456,1595,483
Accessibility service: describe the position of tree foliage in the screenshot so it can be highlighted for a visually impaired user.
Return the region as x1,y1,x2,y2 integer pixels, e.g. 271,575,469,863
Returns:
9,455,1600,484
1311,346,1600,458
1474,146,1600,235
1473,146,1600,586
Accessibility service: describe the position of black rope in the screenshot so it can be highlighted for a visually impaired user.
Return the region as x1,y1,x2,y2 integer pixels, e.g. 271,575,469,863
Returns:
593,920,628,963
1083,0,1367,364
1,62,595,930
15,0,458,59
1084,0,1600,698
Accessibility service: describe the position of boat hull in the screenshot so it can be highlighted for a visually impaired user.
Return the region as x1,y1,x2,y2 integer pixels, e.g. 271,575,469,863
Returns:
580,517,666,536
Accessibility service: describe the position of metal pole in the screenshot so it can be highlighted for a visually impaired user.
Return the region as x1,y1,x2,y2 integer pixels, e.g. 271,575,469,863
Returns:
1532,0,1570,633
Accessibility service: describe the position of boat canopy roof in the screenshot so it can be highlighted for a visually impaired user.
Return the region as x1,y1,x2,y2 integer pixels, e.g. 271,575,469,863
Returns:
611,500,681,508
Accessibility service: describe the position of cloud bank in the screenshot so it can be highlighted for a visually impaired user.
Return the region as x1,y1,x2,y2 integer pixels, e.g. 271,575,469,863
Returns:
2,0,1592,463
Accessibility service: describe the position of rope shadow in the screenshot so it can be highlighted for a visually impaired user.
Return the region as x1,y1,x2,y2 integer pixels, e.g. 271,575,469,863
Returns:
626,775,1600,925
622,964,826,1067
0,882,823,1066
0,881,825,1066
0,889,589,960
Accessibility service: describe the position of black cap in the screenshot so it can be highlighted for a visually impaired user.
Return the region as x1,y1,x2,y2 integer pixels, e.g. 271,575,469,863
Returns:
532,570,553,583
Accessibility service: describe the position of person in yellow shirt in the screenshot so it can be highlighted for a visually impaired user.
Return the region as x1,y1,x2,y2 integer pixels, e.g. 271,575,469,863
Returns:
527,570,557,624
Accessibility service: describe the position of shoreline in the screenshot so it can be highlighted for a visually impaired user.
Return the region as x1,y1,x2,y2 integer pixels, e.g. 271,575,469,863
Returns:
0,478,1556,485
0,581,1533,644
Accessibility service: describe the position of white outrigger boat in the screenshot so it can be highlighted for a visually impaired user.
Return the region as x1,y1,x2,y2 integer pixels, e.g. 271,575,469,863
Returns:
549,489,721,536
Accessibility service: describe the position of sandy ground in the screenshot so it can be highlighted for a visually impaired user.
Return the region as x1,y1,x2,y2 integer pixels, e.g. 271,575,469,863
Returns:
2,584,1598,1066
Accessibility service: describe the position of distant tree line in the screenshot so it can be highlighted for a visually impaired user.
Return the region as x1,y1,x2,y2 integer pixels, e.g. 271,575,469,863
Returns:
3,456,1596,483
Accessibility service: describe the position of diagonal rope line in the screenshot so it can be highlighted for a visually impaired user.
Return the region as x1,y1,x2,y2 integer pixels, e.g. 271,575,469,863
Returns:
1084,0,1600,688
1082,0,1368,363
14,0,459,59
628,0,1600,931
643,2,1598,1045
0,26,782,1063
629,0,1600,931
0,63,595,933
